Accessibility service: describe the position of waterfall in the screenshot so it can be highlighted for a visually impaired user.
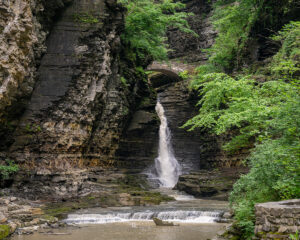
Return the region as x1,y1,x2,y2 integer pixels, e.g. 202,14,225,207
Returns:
155,101,181,188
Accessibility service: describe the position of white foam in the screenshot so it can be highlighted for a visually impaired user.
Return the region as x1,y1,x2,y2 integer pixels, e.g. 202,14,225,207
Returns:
155,101,181,188
65,210,222,225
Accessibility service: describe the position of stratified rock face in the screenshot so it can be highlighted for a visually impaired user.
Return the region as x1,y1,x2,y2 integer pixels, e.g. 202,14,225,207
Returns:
4,0,146,171
115,94,159,171
176,168,248,200
167,0,216,63
115,74,247,174
0,0,73,150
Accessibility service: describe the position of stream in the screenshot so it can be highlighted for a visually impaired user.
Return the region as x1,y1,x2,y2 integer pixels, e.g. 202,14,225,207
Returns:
12,192,229,240
12,222,227,240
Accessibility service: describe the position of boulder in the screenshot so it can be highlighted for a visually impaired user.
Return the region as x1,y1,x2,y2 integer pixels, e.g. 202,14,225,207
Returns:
0,212,7,224
153,217,179,226
175,168,248,199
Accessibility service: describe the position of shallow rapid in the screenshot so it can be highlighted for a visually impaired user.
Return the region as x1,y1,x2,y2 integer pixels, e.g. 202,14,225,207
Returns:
12,190,229,240
63,192,227,223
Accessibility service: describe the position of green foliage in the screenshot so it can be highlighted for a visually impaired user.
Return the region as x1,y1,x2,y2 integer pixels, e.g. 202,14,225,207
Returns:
185,73,300,236
119,0,195,60
207,0,262,71
185,21,300,238
121,77,129,87
135,66,145,75
73,12,99,24
178,70,190,80
0,159,19,180
270,21,300,88
0,225,10,240
290,231,299,240
24,123,41,133
206,1,298,72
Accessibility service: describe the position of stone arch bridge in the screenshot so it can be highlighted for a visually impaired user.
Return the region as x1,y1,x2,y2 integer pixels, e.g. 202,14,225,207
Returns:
147,61,193,80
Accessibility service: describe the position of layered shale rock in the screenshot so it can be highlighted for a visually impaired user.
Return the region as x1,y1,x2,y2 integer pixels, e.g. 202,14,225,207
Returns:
0,0,73,150
2,0,149,174
115,93,159,171
167,0,216,63
176,168,248,200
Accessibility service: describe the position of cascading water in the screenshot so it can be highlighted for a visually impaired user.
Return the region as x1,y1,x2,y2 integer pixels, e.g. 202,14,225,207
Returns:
65,210,223,224
154,101,181,188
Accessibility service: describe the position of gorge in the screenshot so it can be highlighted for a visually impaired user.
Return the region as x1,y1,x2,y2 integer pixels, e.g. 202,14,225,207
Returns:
0,0,299,239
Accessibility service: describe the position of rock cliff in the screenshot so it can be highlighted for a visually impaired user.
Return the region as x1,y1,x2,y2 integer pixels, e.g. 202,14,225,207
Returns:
1,0,150,173
0,0,73,150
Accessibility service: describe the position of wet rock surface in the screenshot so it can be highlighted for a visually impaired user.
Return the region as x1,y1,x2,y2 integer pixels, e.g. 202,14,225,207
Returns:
115,93,159,171
0,0,73,150
176,168,248,200
167,0,216,63
1,0,149,173
0,172,174,238
0,196,60,238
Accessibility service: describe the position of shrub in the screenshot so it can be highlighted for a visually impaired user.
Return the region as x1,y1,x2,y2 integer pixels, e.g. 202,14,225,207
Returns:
0,159,19,180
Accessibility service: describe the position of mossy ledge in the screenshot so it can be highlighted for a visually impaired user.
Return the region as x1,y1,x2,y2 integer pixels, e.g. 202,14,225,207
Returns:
0,225,10,240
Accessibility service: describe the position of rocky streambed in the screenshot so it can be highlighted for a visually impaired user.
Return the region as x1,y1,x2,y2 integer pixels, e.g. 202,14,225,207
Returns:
3,191,231,240
0,171,177,239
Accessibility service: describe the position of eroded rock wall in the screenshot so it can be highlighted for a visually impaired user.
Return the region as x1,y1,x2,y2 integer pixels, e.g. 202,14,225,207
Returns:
167,0,216,63
115,92,159,171
1,0,149,173
0,0,73,150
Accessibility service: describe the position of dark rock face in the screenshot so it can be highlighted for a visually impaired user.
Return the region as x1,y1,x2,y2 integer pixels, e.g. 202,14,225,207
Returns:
0,0,74,151
167,0,216,63
5,0,147,172
115,93,159,171
176,168,248,200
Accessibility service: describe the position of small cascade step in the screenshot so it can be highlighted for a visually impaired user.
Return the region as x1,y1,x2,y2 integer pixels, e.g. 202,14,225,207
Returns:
65,210,224,224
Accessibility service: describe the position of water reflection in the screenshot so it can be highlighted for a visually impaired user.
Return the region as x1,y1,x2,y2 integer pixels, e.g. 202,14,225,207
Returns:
12,222,226,240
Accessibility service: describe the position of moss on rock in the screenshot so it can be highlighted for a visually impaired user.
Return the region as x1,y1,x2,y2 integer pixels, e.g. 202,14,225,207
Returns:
0,225,10,240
